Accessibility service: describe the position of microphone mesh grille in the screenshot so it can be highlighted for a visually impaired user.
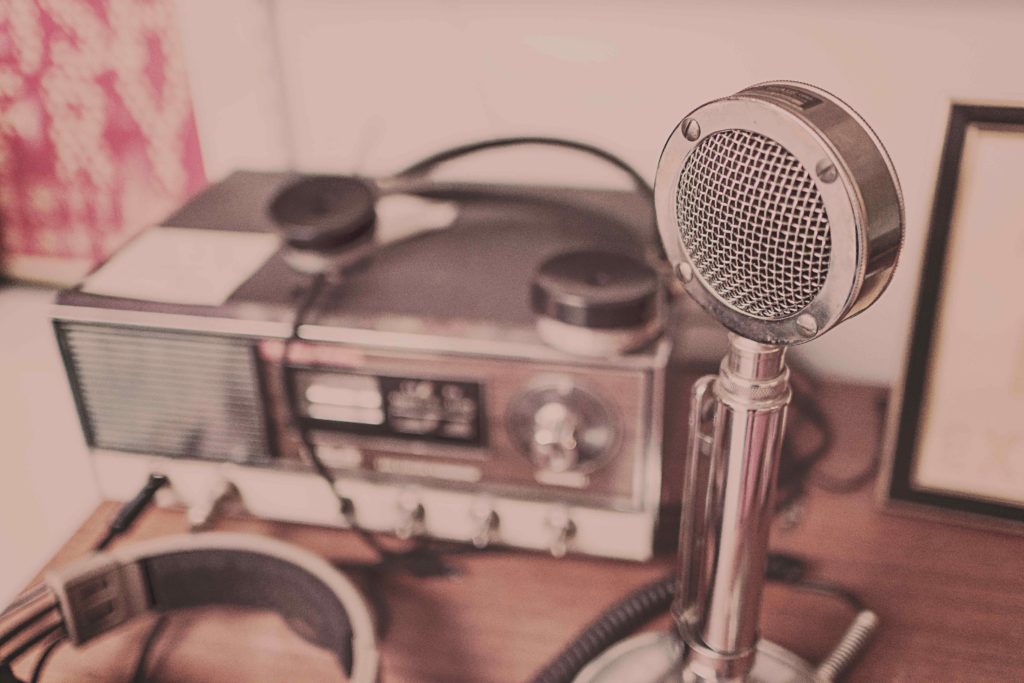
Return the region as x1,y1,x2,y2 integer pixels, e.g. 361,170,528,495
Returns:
675,129,832,319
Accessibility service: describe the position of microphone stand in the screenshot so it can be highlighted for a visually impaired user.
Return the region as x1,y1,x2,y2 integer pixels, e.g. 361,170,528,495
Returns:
674,334,793,682
571,333,876,683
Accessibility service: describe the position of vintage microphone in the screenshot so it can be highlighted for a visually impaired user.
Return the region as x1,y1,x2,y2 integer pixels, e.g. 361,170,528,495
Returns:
574,82,904,682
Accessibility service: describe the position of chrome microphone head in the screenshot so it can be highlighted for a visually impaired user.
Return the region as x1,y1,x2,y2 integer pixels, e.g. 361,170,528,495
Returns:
655,81,904,345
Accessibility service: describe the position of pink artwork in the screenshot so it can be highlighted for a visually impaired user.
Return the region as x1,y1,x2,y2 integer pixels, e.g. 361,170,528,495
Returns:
0,0,206,282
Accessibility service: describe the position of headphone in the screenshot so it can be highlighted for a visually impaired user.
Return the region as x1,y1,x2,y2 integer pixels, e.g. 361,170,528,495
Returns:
2,533,379,683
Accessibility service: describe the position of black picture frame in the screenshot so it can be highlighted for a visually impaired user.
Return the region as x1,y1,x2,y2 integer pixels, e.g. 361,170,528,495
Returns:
880,103,1024,531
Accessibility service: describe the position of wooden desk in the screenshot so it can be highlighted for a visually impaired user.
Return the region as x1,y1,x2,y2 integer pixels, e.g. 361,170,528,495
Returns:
12,384,1024,682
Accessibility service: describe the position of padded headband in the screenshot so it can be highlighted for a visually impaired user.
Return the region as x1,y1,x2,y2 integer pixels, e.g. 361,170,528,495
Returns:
45,532,378,682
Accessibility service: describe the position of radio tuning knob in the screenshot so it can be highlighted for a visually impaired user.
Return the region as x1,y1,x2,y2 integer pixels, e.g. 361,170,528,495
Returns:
508,382,617,475
545,507,577,558
470,500,500,549
395,491,426,540
530,401,583,472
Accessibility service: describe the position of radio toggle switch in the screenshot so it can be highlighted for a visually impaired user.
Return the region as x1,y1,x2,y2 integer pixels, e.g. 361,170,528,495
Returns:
470,499,500,549
187,478,240,531
545,506,577,558
395,490,426,540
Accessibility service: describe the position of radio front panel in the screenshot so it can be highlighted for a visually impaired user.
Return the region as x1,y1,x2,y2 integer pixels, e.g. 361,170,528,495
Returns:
261,340,664,512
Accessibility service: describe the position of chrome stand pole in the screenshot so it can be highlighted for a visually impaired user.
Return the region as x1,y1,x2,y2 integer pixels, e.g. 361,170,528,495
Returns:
674,334,791,682
572,333,873,683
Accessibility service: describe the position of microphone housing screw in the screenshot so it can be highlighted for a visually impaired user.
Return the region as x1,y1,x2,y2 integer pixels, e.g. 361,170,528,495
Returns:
796,313,819,337
675,262,693,283
681,118,701,141
815,159,838,183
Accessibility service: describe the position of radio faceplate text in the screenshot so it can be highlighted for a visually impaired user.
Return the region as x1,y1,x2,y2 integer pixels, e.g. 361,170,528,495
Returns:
292,368,486,447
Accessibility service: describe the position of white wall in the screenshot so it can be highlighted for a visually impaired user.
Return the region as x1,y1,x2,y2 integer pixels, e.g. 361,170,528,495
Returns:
176,0,1024,384
0,287,97,603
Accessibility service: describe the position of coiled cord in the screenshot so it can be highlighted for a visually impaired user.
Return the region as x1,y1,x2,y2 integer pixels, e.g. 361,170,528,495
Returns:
530,575,675,683
529,553,871,683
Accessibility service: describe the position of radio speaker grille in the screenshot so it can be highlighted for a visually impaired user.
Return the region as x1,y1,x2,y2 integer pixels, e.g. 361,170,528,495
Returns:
57,322,270,462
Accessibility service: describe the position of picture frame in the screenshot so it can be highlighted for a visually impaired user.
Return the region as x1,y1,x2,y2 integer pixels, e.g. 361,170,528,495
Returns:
880,103,1024,532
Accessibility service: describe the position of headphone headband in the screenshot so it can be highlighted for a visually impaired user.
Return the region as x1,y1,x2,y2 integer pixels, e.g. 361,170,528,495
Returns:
45,532,379,683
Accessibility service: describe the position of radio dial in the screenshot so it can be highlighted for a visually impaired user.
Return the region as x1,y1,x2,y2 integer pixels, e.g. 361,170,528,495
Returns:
530,401,583,472
508,383,617,475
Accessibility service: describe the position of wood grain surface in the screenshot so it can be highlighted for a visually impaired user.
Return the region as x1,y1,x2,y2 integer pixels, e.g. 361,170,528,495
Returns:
10,383,1024,682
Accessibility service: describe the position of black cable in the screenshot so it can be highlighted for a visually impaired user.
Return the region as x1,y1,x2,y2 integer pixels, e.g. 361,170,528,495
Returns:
812,456,880,494
2,472,168,654
529,574,675,683
0,587,48,622
776,363,893,502
0,624,63,670
29,635,64,683
130,614,170,683
395,136,664,261
395,136,654,200
0,473,170,679
281,273,484,577
529,553,804,683
280,272,388,562
774,366,836,513
789,578,865,612
0,606,57,650
528,553,867,683
810,393,889,494
94,474,170,551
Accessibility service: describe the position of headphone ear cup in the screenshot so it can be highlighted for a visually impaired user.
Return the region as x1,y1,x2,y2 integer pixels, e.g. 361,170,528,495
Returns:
531,250,665,357
269,176,379,274
269,176,377,251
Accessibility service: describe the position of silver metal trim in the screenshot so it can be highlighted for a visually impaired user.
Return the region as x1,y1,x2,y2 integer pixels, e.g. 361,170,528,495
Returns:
534,316,665,358
638,358,667,515
572,631,816,683
675,336,791,680
51,303,294,339
298,322,670,369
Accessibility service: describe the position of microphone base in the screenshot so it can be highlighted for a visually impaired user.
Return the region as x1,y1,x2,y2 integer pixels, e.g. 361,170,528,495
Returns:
572,631,815,683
